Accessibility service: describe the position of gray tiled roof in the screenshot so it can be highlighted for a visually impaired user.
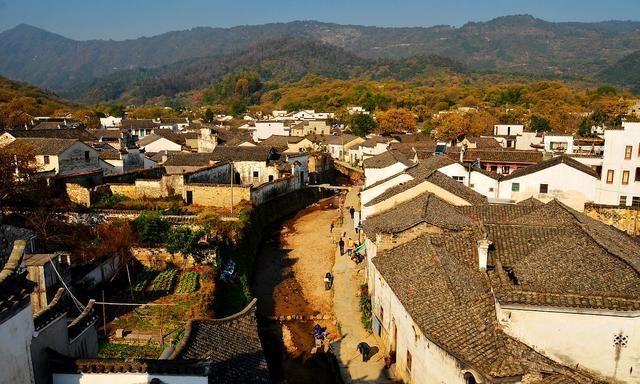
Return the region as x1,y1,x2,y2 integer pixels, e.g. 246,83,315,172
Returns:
170,299,270,383
362,149,414,169
1,137,80,156
501,155,598,181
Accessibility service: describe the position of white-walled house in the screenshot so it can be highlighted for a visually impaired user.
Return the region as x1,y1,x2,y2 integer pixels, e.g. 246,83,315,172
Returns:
497,155,599,210
594,121,640,206
362,150,414,188
542,132,574,154
437,160,501,199
136,134,183,153
99,116,122,129
2,138,109,176
251,121,290,141
361,195,640,383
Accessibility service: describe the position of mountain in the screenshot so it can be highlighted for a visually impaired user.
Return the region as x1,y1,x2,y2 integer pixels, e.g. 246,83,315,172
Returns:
598,50,640,92
66,38,466,103
2,16,640,97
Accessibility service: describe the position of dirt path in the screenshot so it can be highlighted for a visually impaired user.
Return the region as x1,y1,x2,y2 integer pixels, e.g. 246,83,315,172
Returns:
253,196,343,384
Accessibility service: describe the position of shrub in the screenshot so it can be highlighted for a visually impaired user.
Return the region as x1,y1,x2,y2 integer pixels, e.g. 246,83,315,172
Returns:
133,212,169,245
359,284,372,331
96,193,129,207
166,226,205,255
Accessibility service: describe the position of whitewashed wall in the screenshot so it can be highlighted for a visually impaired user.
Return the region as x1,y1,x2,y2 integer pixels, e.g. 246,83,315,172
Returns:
499,304,640,383
53,373,207,384
0,305,35,384
364,163,408,188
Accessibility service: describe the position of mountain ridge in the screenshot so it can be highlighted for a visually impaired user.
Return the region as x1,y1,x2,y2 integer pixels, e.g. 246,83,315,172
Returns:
2,15,640,97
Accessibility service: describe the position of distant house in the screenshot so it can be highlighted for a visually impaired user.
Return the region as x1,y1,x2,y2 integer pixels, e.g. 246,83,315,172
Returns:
448,147,542,175
362,149,415,188
159,117,190,131
136,133,182,153
312,134,365,162
121,119,160,138
250,121,290,141
99,116,122,129
349,136,395,165
258,135,314,153
289,120,331,137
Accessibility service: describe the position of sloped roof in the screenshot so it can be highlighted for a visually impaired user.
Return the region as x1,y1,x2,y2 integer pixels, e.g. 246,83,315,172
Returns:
0,240,35,324
211,146,276,162
170,299,270,383
3,128,96,141
215,128,254,146
362,192,475,235
449,148,543,164
464,136,502,149
121,119,159,129
373,231,599,383
258,135,305,151
501,155,598,181
2,137,80,155
362,149,414,169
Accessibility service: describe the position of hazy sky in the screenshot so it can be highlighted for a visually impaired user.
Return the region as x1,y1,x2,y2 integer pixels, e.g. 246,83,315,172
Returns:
1,0,639,40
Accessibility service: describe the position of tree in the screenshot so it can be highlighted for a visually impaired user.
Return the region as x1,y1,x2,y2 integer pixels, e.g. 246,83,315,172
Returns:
350,113,376,137
432,113,469,141
133,212,169,245
530,115,553,132
167,226,205,255
375,108,416,134
203,108,214,123
0,141,39,204
467,111,498,136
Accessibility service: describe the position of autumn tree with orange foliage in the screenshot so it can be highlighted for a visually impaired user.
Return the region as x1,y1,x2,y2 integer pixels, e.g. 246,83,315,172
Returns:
0,140,39,204
375,108,417,134
432,113,469,141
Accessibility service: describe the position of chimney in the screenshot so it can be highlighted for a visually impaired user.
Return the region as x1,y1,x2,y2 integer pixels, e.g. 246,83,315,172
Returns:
477,238,492,271
460,143,467,163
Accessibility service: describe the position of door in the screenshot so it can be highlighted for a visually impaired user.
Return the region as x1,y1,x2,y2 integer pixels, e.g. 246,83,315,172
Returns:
185,190,193,205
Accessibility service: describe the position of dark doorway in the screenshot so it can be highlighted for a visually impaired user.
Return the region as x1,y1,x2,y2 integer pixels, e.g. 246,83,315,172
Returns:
185,190,193,205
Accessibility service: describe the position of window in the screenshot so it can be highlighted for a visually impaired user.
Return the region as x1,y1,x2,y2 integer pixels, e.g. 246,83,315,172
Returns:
550,141,568,151
625,145,633,159
84,151,90,162
489,187,494,192
464,372,478,384
622,171,630,185
633,197,640,208
268,175,274,182
43,155,50,165
636,167,640,182
453,176,465,183
406,350,412,372
512,183,520,192
380,306,384,323
252,170,259,178
501,166,510,174
539,184,549,193
620,196,627,206
490,165,498,172
606,170,614,184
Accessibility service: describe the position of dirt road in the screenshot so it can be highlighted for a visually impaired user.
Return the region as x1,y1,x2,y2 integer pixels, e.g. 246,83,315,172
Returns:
253,196,343,383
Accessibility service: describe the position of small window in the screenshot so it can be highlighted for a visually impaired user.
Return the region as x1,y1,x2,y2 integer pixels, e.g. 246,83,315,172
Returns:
491,165,498,172
44,155,50,164
501,166,510,174
406,350,412,372
633,197,640,208
268,175,274,182
625,145,633,160
606,170,614,184
620,196,627,206
453,176,465,183
540,184,549,193
380,306,384,323
252,170,259,178
635,167,640,182
622,171,630,185
512,183,520,192
489,187,494,192
84,151,90,162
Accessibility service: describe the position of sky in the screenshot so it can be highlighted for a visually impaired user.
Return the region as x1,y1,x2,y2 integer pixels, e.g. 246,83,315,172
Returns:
0,0,639,40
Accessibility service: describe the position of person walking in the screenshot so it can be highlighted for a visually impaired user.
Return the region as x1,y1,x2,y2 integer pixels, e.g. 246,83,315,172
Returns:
339,238,345,255
330,222,334,233
357,342,371,362
349,207,355,219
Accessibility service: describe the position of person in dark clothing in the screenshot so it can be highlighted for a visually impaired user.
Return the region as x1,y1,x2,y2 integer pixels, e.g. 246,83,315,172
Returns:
357,342,371,362
349,207,355,219
330,222,334,233
338,238,345,255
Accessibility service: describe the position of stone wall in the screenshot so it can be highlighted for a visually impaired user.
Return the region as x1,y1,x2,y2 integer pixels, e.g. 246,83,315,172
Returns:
584,203,640,236
130,247,195,269
65,183,92,207
105,184,137,199
183,184,252,208
251,175,302,206
134,179,164,198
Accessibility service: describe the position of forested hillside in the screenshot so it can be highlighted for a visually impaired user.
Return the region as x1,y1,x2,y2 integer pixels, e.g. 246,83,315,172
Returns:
2,15,640,96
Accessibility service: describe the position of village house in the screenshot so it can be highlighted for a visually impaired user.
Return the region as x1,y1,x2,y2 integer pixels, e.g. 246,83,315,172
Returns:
498,155,599,210
0,240,98,384
448,147,542,175
136,132,183,153
250,120,290,141
490,124,542,150
361,185,640,383
159,117,190,131
258,135,314,153
289,120,332,136
1,137,113,176
99,116,122,129
349,136,396,165
362,149,415,188
312,134,365,162
121,119,161,138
